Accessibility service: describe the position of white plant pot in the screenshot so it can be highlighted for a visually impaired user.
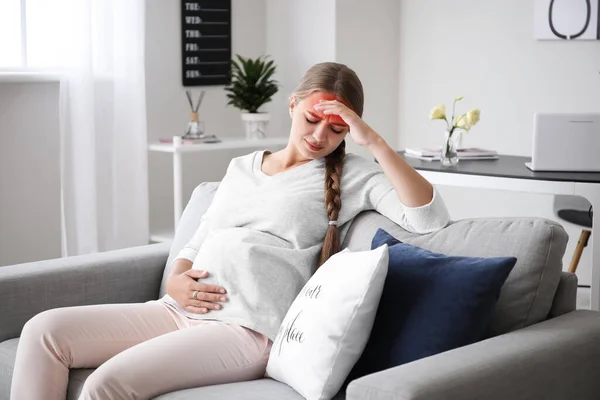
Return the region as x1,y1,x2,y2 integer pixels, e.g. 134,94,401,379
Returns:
241,112,270,140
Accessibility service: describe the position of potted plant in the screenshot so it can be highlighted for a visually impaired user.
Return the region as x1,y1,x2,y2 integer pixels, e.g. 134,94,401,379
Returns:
224,54,279,140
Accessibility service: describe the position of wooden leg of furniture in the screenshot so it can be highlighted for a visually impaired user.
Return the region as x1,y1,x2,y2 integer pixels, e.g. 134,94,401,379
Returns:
569,230,592,274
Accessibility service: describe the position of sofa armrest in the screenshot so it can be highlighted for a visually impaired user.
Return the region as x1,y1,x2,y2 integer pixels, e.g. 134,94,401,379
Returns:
347,310,600,400
0,242,170,342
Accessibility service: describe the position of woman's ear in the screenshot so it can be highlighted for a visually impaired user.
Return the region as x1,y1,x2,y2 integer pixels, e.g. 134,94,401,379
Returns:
288,96,296,118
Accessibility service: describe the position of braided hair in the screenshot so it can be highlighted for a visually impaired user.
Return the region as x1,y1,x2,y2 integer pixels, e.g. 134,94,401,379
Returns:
290,62,364,268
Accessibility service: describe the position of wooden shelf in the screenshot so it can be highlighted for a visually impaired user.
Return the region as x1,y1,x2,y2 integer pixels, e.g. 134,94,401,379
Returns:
148,137,288,153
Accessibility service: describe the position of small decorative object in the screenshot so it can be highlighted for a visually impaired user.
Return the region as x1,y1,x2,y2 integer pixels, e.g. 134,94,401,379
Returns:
429,96,481,167
224,54,279,140
182,90,221,143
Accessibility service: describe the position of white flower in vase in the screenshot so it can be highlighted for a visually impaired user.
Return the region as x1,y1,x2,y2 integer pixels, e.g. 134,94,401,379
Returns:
429,96,481,167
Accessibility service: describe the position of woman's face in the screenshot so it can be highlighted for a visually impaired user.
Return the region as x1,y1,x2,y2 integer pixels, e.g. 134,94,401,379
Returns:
289,91,350,159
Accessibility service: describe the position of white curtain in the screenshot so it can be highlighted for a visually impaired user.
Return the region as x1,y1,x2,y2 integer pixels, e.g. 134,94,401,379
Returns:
59,0,148,256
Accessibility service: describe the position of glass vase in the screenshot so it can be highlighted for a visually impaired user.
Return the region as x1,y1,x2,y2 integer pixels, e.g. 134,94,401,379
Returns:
182,112,205,139
441,130,461,167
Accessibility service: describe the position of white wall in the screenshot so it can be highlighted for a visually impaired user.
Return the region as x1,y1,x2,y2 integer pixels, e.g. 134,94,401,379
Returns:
335,0,399,158
0,83,61,266
265,0,337,139
398,0,600,284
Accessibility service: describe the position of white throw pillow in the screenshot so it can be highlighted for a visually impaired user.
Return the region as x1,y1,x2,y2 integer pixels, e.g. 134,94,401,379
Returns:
266,244,389,400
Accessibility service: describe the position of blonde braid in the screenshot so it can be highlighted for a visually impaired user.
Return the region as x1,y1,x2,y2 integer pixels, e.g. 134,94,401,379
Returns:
317,140,346,267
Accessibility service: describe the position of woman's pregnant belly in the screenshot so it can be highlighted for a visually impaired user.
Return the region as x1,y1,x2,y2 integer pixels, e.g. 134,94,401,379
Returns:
192,228,316,317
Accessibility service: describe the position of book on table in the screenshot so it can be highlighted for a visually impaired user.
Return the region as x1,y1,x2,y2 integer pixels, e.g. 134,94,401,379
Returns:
405,147,498,157
159,136,221,144
404,153,499,162
403,147,499,161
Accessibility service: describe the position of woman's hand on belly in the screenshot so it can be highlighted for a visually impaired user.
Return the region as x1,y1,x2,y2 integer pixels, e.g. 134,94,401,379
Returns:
166,269,228,314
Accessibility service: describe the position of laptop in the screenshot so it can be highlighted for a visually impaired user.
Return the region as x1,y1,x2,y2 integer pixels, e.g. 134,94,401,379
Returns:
526,113,600,172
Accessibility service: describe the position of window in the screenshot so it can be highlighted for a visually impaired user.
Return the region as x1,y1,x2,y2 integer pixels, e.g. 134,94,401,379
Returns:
0,0,72,70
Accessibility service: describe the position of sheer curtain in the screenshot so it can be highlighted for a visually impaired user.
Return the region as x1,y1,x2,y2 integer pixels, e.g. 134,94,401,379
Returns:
59,0,148,256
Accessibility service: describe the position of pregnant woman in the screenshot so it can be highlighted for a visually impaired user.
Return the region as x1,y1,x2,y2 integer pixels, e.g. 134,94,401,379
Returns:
11,62,450,400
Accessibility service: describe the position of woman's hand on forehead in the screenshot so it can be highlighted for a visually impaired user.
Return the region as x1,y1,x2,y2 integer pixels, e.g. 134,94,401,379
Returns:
303,93,349,127
313,99,379,148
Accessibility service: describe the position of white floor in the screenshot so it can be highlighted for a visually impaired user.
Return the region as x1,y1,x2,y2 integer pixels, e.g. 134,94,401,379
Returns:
576,287,591,310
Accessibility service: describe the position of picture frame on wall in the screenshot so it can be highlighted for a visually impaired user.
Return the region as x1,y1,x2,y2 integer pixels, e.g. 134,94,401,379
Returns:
534,0,600,40
181,0,232,86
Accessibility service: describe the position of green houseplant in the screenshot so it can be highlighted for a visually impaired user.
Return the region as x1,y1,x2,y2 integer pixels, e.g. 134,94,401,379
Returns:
224,54,279,139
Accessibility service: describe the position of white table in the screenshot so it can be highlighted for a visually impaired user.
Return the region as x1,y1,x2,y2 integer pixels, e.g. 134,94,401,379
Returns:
148,136,289,242
399,152,600,311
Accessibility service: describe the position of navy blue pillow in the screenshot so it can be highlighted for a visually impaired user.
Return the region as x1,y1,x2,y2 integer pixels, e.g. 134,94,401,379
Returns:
348,228,517,380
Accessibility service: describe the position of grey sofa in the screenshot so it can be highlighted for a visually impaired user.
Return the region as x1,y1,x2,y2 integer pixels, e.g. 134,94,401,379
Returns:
2,181,600,400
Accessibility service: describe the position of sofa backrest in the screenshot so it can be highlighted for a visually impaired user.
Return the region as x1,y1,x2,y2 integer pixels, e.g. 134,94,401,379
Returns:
160,182,570,337
342,211,569,336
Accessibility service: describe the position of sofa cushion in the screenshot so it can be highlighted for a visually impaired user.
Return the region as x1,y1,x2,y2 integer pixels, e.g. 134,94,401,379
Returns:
342,211,567,336
348,229,516,380
67,369,94,400
267,246,388,400
67,373,328,400
155,378,340,400
158,182,220,298
0,338,18,400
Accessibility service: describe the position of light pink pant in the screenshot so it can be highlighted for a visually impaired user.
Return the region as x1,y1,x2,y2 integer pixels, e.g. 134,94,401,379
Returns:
10,300,272,400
